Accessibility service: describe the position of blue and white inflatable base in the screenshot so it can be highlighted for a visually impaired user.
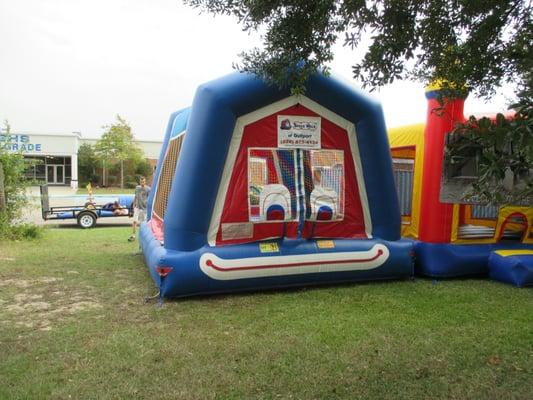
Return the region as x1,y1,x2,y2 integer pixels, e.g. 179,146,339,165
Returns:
414,242,533,278
141,224,414,298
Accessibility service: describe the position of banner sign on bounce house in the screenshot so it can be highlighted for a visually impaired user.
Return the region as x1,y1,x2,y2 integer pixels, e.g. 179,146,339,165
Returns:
277,115,321,149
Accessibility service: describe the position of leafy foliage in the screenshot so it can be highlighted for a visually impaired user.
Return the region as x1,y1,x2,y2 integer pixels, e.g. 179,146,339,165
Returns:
78,143,99,185
445,90,532,205
134,158,153,179
184,0,532,98
94,115,144,188
0,120,40,239
185,0,531,204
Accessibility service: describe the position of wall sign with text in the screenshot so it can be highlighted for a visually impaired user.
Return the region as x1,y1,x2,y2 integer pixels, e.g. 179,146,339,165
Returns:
277,115,321,149
0,134,42,152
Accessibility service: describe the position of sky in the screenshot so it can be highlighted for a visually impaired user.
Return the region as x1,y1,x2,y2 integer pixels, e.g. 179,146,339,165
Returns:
0,0,516,141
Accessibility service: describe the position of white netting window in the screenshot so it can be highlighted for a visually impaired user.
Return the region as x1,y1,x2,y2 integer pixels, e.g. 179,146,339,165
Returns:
248,148,297,222
306,150,345,221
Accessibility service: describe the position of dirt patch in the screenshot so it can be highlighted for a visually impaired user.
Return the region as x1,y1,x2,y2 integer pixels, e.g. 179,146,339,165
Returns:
0,279,32,289
1,277,100,334
50,301,102,315
7,301,50,312
14,294,43,302
38,277,62,284
0,277,63,289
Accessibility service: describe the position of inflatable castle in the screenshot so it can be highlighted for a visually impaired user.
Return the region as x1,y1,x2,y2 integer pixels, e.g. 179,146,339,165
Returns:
388,83,532,286
140,72,414,298
140,73,532,298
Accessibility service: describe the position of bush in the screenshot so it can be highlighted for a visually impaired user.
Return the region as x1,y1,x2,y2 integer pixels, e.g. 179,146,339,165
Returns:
90,174,101,185
125,181,138,189
0,152,27,233
78,143,99,184
135,159,153,179
6,223,43,240
106,175,117,186
0,148,41,240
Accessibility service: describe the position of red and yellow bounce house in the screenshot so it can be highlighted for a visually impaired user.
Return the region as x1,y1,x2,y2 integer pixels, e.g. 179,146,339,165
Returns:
389,83,532,286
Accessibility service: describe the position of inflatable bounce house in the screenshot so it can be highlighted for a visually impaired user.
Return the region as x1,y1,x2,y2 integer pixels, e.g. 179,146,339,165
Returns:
140,72,414,298
388,83,533,287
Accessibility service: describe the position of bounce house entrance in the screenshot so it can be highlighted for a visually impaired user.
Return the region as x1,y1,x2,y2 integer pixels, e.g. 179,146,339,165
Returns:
211,103,370,246
499,213,529,242
249,147,345,229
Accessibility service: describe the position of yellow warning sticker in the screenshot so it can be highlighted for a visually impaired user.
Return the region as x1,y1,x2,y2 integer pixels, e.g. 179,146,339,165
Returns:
317,240,335,249
259,242,280,253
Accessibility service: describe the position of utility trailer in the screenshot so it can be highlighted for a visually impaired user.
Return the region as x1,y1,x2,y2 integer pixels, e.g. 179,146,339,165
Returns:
40,185,134,228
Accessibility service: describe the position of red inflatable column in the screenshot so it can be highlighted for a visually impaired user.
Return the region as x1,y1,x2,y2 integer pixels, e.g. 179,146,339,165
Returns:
418,85,466,243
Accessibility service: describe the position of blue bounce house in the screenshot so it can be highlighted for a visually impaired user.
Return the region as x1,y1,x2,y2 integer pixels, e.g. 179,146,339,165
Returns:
140,72,414,298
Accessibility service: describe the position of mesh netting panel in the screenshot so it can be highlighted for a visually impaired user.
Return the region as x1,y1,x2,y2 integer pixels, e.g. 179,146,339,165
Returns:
248,148,296,221
306,150,345,220
153,135,184,219
247,148,345,222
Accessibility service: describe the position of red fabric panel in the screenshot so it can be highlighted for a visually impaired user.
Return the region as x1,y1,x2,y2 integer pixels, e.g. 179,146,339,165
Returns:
267,209,285,221
216,104,367,245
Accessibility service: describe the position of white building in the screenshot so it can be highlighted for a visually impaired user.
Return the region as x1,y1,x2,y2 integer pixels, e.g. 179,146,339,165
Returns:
0,132,162,188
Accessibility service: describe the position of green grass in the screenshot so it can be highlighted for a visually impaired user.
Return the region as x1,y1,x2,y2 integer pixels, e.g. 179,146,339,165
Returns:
0,228,532,399
76,187,135,195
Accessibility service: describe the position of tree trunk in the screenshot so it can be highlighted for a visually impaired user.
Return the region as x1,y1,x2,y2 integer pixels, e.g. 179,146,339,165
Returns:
120,159,124,189
102,160,106,187
0,162,5,211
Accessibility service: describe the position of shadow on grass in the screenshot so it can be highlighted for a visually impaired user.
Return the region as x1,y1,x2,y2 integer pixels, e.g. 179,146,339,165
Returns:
159,275,418,305
44,222,131,230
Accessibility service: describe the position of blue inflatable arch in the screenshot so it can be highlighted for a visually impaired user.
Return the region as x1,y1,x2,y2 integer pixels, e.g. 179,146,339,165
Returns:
141,71,413,298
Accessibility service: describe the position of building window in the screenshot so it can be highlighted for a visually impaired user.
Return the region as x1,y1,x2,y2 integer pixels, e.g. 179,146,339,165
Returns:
23,155,72,184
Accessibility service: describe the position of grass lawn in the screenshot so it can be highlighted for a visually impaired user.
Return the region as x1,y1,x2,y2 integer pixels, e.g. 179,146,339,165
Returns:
0,228,532,399
76,187,135,195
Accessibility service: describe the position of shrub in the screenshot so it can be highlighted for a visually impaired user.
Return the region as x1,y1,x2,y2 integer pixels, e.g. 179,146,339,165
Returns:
135,159,153,179
7,223,43,240
91,174,101,185
0,148,41,240
78,143,99,184
106,175,117,186
0,153,26,231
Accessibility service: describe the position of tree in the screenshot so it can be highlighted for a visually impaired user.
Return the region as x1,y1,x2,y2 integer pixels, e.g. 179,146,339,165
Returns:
134,159,153,180
185,0,531,98
0,155,5,211
0,120,33,238
78,143,99,185
95,115,143,188
185,0,531,205
446,88,532,205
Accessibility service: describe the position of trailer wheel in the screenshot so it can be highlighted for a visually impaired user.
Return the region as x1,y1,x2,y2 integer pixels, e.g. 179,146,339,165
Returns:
77,212,97,229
